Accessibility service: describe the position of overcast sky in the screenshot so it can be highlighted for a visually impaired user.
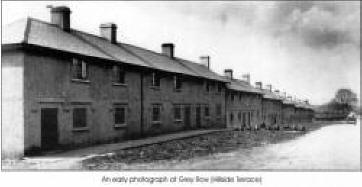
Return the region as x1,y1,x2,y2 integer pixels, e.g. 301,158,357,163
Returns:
2,1,360,105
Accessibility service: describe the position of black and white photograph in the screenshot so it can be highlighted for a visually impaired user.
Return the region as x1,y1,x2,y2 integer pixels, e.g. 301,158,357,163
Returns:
0,0,361,186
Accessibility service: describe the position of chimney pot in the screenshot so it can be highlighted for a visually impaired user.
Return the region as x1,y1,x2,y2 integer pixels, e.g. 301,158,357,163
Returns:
255,81,263,89
242,73,250,84
50,6,71,31
161,43,175,58
100,23,118,44
199,56,210,69
224,69,233,79
265,84,272,92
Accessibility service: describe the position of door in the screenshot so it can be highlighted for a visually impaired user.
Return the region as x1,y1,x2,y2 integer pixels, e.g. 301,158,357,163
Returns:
196,105,201,128
184,105,191,130
41,108,58,150
248,112,251,127
242,112,247,127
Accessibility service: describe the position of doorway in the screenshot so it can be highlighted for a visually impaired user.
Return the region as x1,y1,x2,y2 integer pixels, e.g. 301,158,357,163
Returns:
41,108,59,150
184,105,191,130
196,105,201,128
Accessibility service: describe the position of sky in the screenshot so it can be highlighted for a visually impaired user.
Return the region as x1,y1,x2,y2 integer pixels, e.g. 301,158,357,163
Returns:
2,1,360,105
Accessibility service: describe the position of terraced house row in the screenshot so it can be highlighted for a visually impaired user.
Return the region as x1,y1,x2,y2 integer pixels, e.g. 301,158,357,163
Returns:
2,6,314,159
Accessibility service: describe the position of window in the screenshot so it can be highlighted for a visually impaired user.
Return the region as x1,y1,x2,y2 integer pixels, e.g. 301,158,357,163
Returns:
238,112,242,121
174,75,182,90
113,65,125,84
205,105,210,117
205,81,210,92
114,105,127,127
230,113,234,122
152,104,161,122
72,58,88,80
73,108,87,128
174,105,182,121
231,93,234,101
152,72,161,87
216,104,222,116
217,83,222,92
239,93,242,101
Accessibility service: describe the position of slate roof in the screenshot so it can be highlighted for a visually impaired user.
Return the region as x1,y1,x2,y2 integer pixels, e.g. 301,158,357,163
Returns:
226,79,263,94
120,43,199,77
261,89,283,101
282,99,295,105
3,17,226,82
175,58,228,82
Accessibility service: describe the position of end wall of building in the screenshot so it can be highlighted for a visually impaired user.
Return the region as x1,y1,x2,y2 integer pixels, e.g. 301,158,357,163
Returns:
2,49,25,159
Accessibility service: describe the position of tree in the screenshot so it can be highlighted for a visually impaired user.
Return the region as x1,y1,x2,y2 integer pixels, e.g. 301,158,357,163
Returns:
334,88,358,106
315,88,359,119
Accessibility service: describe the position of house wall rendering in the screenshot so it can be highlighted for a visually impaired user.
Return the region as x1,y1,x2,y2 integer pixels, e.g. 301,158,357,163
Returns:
1,6,314,159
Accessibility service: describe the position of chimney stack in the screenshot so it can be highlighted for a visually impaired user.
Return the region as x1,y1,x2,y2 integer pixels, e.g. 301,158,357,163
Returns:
199,56,210,69
100,23,117,44
161,43,175,58
304,99,309,104
50,6,71,32
224,69,233,79
255,82,262,89
282,92,287,98
274,89,280,95
242,73,250,84
265,84,272,92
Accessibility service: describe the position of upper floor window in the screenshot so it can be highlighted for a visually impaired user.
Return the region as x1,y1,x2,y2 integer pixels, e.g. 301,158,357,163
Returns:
205,81,210,92
217,83,222,92
152,72,161,87
72,58,88,80
113,65,125,84
174,75,182,90
231,93,234,101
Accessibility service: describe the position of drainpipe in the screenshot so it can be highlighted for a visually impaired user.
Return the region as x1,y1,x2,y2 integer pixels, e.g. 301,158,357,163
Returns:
224,85,227,128
140,71,144,137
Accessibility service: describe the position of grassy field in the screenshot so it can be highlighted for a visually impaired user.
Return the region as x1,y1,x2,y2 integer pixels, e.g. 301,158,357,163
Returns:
82,122,329,170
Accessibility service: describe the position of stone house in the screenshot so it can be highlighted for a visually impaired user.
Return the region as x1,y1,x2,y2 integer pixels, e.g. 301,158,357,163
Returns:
2,6,227,158
223,70,263,129
255,83,284,128
281,97,297,126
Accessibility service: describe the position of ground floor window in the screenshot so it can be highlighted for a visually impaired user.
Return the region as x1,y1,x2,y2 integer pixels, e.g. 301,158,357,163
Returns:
216,104,222,117
230,113,234,122
73,108,87,129
204,105,210,117
114,104,127,127
152,104,162,123
174,104,182,121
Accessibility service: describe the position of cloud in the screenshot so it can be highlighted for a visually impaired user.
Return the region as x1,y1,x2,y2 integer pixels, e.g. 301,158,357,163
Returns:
162,1,359,50
268,1,360,50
